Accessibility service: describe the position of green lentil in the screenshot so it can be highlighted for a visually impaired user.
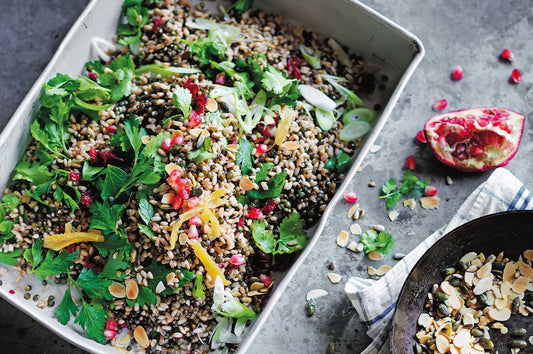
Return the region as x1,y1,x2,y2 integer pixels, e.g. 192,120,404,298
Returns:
23,284,32,291
24,293,31,300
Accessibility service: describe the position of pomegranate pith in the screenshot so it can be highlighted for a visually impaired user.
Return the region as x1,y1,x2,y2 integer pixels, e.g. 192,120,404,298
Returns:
424,107,525,172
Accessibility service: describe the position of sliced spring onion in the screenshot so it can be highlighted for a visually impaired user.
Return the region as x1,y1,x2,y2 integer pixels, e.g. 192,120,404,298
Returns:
327,38,352,68
342,108,376,125
321,74,365,108
299,43,321,69
135,64,201,77
298,85,336,112
339,121,371,141
315,107,336,131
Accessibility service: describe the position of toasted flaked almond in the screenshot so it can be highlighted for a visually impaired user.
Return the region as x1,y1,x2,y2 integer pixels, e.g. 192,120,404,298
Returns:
500,326,509,335
418,313,431,329
512,276,529,294
491,322,503,329
250,282,265,291
420,196,439,209
461,252,478,265
347,204,359,219
247,290,260,296
440,281,457,296
239,176,258,192
263,115,276,125
327,273,342,284
349,223,362,235
453,329,470,348
471,258,482,268
134,325,150,348
306,289,328,301
500,281,511,298
463,312,475,326
476,262,492,279
368,266,377,276
368,251,383,261
488,308,511,322
523,249,533,261
478,315,490,327
166,272,175,284
435,334,450,353
388,210,399,221
336,231,349,247
369,144,382,153
165,163,181,175
141,135,151,144
494,297,508,310
108,282,126,298
473,276,492,295
403,198,416,210
529,335,533,346
503,262,516,283
178,233,188,246
118,333,131,346
189,128,209,138
376,265,391,276
126,279,139,300
448,294,461,310
281,141,300,151
155,281,166,294
206,98,218,112
449,345,460,354
464,272,475,286
161,192,174,204
519,264,533,278
347,241,362,253
227,144,239,152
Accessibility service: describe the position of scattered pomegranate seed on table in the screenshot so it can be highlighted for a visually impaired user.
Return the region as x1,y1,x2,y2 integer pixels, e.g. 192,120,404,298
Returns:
450,65,463,81
344,192,359,204
510,69,522,84
433,99,447,111
416,130,427,144
425,185,438,196
405,156,416,171
499,48,514,62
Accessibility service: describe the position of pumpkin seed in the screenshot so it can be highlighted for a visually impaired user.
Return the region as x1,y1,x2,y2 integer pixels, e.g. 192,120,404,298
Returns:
305,299,316,317
478,338,494,349
510,328,526,338
434,291,449,302
413,343,423,354
426,339,436,351
437,303,449,317
509,339,527,348
471,328,484,337
511,296,521,314
442,267,456,276
459,284,470,295
392,253,406,260
449,277,461,287
326,341,335,354
492,261,505,271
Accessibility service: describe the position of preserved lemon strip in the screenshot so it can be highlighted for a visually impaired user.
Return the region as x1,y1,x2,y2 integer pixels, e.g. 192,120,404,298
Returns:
43,232,104,251
274,106,297,146
189,240,229,285
201,207,220,237
169,207,204,249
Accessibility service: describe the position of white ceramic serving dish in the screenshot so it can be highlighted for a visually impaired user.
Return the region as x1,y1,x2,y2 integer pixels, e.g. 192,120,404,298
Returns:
0,0,424,352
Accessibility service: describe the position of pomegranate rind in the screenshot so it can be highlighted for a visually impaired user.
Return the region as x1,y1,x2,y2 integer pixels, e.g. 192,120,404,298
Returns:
424,107,524,172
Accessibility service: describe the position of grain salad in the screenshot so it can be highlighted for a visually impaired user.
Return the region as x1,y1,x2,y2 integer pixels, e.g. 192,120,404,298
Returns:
0,0,382,352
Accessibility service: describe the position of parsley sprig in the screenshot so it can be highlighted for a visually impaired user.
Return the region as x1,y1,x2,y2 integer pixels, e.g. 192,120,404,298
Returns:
251,213,308,257
361,231,395,255
380,171,429,209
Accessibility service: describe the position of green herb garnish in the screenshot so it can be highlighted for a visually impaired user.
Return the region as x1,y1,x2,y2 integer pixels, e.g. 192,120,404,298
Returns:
380,171,429,209
361,230,395,255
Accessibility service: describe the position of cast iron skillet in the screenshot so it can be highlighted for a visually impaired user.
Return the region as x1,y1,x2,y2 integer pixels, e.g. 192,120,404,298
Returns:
391,210,533,353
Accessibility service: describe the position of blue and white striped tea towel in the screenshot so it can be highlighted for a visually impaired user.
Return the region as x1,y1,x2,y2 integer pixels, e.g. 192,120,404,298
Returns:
344,167,533,354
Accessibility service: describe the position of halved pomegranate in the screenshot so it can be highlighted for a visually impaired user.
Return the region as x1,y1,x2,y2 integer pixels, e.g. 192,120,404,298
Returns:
424,107,524,172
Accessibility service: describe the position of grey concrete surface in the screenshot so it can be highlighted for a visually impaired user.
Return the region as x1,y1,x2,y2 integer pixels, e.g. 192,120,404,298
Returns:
0,0,532,353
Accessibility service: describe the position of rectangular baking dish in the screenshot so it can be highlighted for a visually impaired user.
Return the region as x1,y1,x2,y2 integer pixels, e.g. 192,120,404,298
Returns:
0,0,424,352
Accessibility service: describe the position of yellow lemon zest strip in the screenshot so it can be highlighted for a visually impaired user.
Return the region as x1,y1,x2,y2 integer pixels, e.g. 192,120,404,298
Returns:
43,232,105,251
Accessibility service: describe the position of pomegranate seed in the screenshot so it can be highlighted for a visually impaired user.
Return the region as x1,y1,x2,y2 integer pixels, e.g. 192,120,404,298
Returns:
188,110,202,128
450,66,463,81
171,135,183,145
69,171,81,182
416,130,427,144
186,197,199,209
106,319,117,331
259,274,273,287
405,156,416,171
103,329,117,340
105,125,116,134
237,216,245,227
500,48,514,62
171,195,182,210
261,200,276,214
256,144,268,155
188,225,199,239
189,215,202,226
9,289,15,295
66,244,76,254
161,137,171,152
229,254,245,266
433,99,448,111
89,147,99,162
153,17,162,32
215,72,226,85
88,72,98,82
178,187,190,200
510,69,522,84
425,185,437,196
344,192,359,204
247,208,263,219
80,191,93,207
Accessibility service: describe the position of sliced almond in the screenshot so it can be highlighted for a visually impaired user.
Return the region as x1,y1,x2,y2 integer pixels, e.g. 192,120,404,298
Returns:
476,262,492,279
336,231,349,247
388,210,399,221
519,264,533,278
306,289,328,301
206,98,218,112
347,204,359,219
436,334,450,353
403,198,416,210
141,135,151,144
155,281,166,294
281,141,300,151
418,313,431,329
503,262,516,283
448,294,461,310
441,281,457,296
494,297,508,310
500,326,509,335
126,279,139,300
327,273,342,284
263,115,276,126
452,329,470,348
420,196,439,209
369,144,382,153
189,128,209,138
118,333,131,346
500,281,511,298
133,325,150,348
488,307,511,322
462,312,474,326
349,224,362,236
250,282,265,291
464,272,475,286
108,282,126,298
473,276,493,295
524,249,533,261
165,163,181,175
492,322,504,329
161,192,174,204
461,252,478,265
227,144,239,153
178,233,188,246
368,251,383,261
367,266,378,276
376,265,391,276
166,272,175,284
347,241,362,253
511,276,529,294
239,176,258,192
